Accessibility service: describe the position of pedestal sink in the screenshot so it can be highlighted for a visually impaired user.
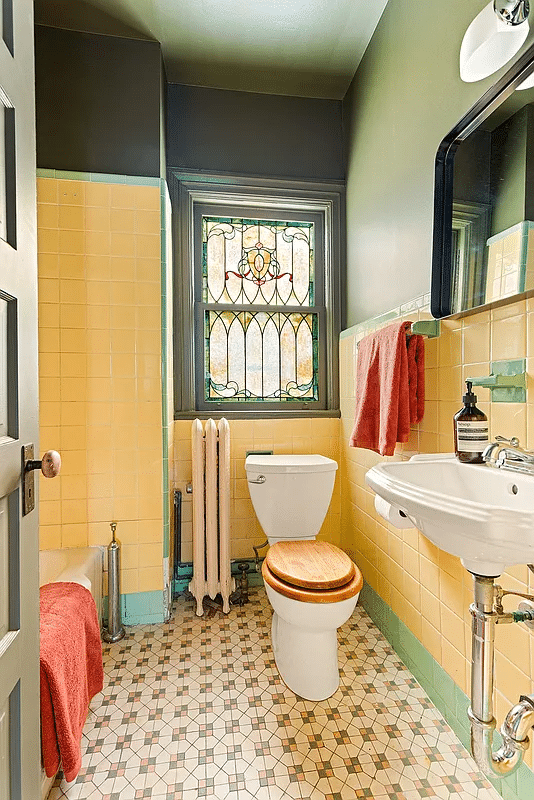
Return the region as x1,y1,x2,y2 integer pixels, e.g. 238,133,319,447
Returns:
365,453,534,576
366,453,534,780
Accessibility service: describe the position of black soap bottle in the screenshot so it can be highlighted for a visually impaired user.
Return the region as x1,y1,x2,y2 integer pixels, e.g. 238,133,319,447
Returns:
454,381,489,464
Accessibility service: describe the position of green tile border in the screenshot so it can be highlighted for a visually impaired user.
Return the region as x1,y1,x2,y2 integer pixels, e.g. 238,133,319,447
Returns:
173,559,265,595
36,168,160,186
340,292,431,339
360,582,534,800
160,178,171,622
103,590,165,625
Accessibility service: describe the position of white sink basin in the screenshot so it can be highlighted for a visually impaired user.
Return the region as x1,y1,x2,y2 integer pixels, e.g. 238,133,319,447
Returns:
365,454,534,576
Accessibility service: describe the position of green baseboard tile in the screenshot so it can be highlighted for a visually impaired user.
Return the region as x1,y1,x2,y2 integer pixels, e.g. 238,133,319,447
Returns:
122,590,165,624
103,590,165,625
359,582,534,800
173,559,265,598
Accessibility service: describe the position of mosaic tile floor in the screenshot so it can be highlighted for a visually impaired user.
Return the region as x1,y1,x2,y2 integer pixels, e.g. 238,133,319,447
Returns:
49,588,502,800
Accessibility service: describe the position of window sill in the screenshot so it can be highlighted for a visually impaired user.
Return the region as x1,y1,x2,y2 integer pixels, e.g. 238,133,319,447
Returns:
173,409,341,421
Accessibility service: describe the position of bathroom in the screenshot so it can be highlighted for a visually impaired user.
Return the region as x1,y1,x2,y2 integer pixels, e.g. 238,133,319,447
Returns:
4,0,534,798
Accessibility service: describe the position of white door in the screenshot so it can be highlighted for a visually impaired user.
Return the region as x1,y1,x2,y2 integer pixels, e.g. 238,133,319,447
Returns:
0,1,41,798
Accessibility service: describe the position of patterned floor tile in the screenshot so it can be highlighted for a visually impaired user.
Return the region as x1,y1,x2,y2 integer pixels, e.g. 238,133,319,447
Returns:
52,588,502,800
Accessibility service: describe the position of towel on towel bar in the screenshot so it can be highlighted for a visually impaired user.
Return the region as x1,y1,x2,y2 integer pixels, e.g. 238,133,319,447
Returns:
40,581,103,782
349,321,425,457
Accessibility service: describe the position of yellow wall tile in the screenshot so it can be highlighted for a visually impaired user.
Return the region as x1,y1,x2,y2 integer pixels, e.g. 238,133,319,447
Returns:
57,180,85,205
37,177,163,598
339,297,534,744
58,205,84,230
37,179,58,204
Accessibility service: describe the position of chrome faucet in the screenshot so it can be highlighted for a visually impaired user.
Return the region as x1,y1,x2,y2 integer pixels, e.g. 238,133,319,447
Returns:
483,436,534,473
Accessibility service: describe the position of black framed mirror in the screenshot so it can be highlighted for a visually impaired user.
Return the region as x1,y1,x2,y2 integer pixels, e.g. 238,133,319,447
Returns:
432,40,534,318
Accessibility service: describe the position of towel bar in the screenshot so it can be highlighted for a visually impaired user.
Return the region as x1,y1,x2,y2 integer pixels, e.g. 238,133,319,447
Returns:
356,319,441,348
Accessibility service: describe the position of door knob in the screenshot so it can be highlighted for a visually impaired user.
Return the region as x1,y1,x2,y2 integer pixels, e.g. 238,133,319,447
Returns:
22,445,61,516
26,449,61,478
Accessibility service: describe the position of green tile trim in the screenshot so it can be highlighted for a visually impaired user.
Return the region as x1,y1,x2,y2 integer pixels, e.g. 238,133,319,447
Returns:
340,292,431,340
160,178,170,562
360,582,534,800
487,220,526,246
486,219,534,247
103,590,165,625
172,560,265,597
36,168,160,186
122,590,165,625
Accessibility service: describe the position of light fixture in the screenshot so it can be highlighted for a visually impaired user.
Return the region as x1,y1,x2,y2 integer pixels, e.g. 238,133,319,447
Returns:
460,0,530,83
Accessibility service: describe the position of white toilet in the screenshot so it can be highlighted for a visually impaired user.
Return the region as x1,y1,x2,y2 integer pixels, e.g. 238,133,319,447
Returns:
245,454,362,701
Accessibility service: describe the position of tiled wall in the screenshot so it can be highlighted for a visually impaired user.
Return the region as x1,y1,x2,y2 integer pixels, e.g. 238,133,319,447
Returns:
37,175,164,598
339,295,534,770
172,418,341,561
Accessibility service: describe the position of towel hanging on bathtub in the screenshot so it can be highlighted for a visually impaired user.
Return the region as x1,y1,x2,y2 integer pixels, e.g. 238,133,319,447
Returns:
40,581,104,782
349,321,425,457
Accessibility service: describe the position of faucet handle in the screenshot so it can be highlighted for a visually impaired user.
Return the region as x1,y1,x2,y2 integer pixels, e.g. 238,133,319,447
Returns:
495,436,520,447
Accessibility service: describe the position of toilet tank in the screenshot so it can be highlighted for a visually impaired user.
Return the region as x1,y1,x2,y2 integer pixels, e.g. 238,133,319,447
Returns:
245,454,338,541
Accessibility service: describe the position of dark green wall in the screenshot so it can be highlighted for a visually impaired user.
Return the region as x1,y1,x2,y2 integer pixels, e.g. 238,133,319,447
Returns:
35,25,162,176
490,107,530,235
453,130,491,206
167,83,344,181
342,0,534,326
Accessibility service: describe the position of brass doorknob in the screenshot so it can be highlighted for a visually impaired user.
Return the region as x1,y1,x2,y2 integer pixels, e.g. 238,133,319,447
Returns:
26,450,61,478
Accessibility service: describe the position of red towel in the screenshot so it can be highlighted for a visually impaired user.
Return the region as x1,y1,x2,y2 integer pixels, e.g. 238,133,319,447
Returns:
40,582,103,782
407,331,425,425
349,321,425,457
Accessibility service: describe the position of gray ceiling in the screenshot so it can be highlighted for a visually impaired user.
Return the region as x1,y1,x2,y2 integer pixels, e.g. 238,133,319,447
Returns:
34,0,389,99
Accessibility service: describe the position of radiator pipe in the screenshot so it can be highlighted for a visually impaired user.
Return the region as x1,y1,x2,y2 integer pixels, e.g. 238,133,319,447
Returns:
469,574,534,777
102,522,125,643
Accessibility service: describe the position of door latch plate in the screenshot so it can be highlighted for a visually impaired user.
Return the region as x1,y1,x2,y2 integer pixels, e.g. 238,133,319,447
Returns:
22,444,35,516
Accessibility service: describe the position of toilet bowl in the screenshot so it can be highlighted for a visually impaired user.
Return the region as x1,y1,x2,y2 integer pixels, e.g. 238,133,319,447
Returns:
245,454,362,700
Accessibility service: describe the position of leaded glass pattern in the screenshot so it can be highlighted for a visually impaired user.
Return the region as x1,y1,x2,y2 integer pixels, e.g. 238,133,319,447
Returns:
200,214,320,406
205,310,318,402
202,217,314,306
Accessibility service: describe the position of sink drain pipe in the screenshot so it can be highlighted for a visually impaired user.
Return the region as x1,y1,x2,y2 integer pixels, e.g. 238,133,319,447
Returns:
469,574,534,777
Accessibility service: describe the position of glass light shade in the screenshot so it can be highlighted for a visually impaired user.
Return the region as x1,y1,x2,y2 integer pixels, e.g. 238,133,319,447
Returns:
460,1,529,82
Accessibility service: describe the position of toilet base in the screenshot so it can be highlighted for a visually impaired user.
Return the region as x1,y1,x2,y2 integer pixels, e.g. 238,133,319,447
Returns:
271,612,340,701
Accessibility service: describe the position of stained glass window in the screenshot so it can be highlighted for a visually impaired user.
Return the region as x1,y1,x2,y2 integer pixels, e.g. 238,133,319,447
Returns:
203,217,314,306
201,216,320,405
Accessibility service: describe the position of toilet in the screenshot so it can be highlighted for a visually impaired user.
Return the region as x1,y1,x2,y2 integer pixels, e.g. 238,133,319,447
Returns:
245,454,362,701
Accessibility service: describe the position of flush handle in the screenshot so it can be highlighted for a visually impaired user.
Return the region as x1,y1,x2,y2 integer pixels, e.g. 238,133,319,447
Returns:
248,475,266,484
22,445,61,516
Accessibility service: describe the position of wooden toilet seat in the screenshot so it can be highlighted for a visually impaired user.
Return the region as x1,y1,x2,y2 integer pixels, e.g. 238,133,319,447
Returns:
262,541,363,603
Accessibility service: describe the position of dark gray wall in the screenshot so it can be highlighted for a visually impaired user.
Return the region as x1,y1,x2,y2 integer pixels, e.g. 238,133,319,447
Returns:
342,0,534,326
35,25,162,176
167,83,344,181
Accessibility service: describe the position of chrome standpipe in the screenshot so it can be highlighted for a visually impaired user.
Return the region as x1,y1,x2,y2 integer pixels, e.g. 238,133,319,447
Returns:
469,574,534,777
102,521,125,643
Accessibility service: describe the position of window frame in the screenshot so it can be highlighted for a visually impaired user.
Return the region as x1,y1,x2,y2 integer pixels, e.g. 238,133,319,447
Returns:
169,170,343,419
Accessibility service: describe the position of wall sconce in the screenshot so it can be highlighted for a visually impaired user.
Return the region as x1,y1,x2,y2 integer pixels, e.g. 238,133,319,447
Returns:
460,1,530,82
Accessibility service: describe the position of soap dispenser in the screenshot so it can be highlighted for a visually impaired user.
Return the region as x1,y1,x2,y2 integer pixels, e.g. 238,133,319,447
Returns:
454,381,489,464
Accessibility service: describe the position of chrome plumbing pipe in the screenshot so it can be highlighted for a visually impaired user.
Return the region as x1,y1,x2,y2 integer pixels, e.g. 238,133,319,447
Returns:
102,522,125,643
469,574,534,778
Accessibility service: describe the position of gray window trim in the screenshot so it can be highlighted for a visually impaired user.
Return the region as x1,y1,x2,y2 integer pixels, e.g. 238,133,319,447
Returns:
169,170,344,420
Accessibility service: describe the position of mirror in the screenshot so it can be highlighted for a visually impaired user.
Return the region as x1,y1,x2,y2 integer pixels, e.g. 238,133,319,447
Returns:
432,42,534,318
